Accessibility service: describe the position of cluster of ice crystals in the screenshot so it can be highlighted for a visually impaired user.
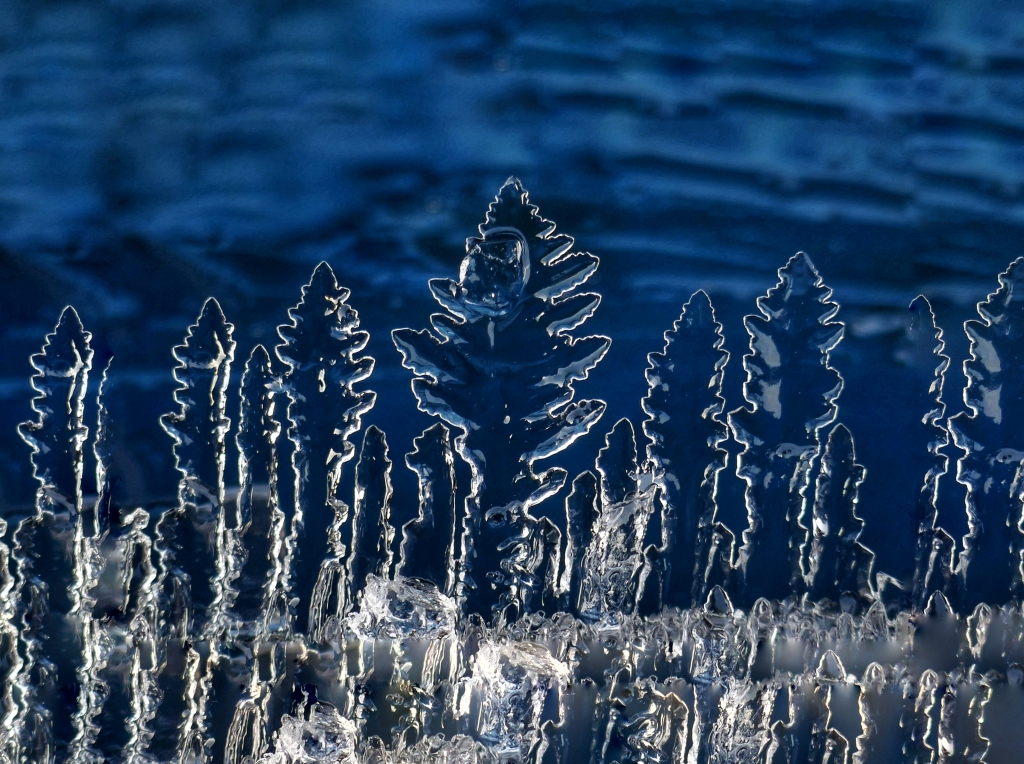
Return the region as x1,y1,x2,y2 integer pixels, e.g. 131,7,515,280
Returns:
5,180,1024,763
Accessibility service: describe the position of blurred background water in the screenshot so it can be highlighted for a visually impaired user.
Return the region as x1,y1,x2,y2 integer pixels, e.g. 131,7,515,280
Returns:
2,0,1024,580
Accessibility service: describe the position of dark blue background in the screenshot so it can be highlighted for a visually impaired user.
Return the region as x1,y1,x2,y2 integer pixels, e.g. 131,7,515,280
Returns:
3,0,1023,581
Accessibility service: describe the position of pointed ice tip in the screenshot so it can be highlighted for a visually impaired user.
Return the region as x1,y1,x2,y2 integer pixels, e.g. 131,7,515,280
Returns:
704,585,733,616
683,289,714,318
997,256,1024,301
816,650,846,681
249,344,271,366
828,422,853,446
909,294,932,315
925,590,952,616
198,297,227,324
309,260,338,288
781,251,820,281
57,305,84,331
501,176,525,193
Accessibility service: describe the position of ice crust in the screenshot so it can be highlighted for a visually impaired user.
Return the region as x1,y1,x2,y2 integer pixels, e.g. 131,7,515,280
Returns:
3,181,1024,763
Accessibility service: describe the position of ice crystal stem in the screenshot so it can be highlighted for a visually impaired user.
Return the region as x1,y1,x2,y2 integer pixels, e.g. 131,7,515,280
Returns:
807,424,874,610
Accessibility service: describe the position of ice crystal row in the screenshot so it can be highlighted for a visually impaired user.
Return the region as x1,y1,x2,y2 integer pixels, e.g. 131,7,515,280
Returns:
5,181,1024,764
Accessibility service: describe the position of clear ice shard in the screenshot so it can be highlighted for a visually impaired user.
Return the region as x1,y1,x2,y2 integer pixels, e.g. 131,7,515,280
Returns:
7,179,1024,763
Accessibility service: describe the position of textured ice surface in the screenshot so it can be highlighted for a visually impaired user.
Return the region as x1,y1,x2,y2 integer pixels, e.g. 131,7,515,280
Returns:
4,180,1024,763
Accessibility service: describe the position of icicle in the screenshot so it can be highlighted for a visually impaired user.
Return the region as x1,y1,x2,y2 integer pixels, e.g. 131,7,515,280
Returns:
949,258,1024,609
393,177,609,623
808,424,875,612
854,663,914,764
276,262,376,636
642,290,730,610
12,306,94,764
397,424,457,596
728,252,844,607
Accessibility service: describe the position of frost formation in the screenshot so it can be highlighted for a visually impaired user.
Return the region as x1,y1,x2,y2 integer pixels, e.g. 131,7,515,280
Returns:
0,181,1022,764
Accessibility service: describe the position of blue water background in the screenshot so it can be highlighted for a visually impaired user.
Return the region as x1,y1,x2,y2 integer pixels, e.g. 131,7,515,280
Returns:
2,0,1024,579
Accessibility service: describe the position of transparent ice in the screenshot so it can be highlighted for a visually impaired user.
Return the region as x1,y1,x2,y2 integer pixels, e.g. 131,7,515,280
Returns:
1,180,1024,763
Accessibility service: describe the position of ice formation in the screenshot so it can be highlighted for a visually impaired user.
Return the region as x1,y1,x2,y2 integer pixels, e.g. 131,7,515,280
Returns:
2,180,1024,764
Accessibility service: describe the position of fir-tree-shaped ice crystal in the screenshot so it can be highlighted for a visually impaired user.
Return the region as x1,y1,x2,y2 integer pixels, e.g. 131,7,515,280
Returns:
897,296,951,610
13,306,93,763
150,298,235,761
397,423,458,595
157,298,236,631
807,424,874,610
276,261,376,635
948,258,1024,608
232,345,284,632
577,419,656,621
392,178,610,622
641,290,729,609
728,253,844,606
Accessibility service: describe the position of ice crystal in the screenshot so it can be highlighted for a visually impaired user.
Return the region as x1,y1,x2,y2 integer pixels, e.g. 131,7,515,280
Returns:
3,179,1024,764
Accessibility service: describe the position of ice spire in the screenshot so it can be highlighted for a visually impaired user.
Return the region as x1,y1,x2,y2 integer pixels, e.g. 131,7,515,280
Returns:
641,290,730,609
728,253,844,606
560,471,599,614
807,424,874,610
898,297,952,610
948,258,1024,608
578,419,655,620
393,177,609,622
397,423,458,594
70,360,119,763
205,346,284,764
150,298,235,761
346,426,394,607
276,261,376,635
12,306,93,763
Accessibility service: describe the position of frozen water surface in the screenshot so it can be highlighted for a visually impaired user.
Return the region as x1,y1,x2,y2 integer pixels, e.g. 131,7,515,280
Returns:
3,180,1024,763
